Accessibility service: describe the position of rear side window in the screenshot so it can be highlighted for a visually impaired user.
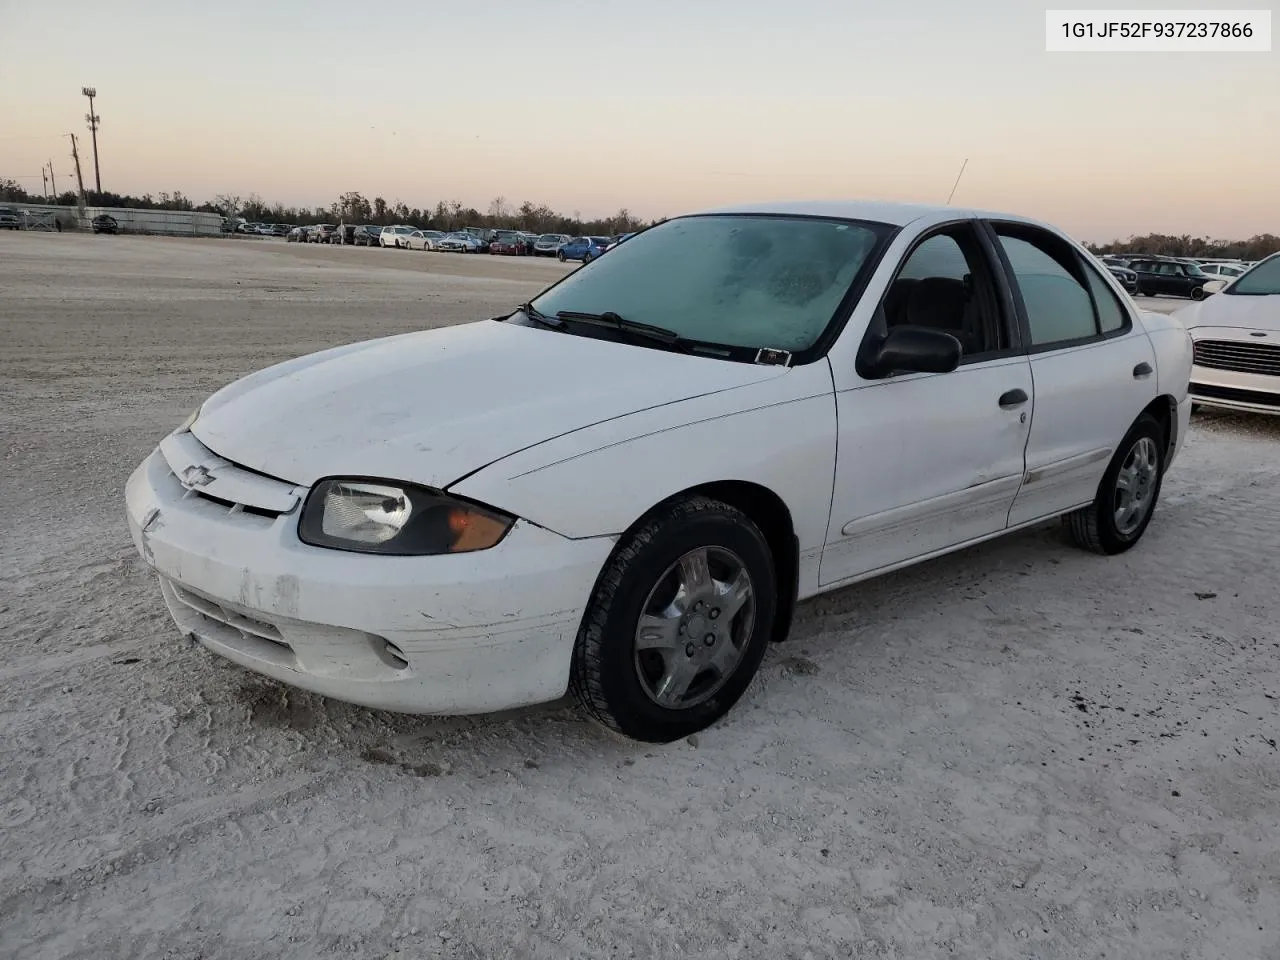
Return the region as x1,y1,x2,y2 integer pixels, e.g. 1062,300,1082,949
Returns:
1081,261,1129,333
994,232,1097,346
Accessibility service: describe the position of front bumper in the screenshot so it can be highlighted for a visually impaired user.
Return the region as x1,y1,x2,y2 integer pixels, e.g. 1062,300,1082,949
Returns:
125,439,615,714
1189,327,1280,415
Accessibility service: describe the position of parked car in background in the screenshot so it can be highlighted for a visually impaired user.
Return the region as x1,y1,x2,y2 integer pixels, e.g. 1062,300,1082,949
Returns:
437,232,483,253
91,214,120,235
554,236,612,263
603,232,636,253
378,225,414,248
533,233,571,256
124,200,1192,742
331,224,357,245
1129,257,1214,300
406,230,446,251
1106,263,1139,295
311,224,338,244
286,226,306,243
489,231,529,255
270,223,289,237
0,206,20,229
1198,262,1249,282
351,225,381,247
1176,253,1280,415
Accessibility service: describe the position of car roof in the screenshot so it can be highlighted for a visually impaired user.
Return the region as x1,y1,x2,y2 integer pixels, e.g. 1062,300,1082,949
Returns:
691,199,1051,229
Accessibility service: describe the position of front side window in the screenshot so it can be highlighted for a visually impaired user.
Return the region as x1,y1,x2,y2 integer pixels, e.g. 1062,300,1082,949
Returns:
1227,254,1280,296
995,230,1098,346
881,228,1008,359
528,214,890,352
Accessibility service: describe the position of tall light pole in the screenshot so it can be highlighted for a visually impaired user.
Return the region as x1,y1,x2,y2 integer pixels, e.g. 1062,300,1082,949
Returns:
82,86,102,197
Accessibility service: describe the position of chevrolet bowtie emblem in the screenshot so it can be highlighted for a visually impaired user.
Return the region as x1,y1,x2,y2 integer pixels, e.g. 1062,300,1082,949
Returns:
183,465,214,487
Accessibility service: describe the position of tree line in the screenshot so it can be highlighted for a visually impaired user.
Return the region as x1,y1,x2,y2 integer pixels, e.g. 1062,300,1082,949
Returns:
0,179,649,236
1087,233,1280,261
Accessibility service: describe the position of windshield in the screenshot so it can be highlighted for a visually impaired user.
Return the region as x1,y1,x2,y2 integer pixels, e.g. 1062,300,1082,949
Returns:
1227,255,1280,296
528,214,889,352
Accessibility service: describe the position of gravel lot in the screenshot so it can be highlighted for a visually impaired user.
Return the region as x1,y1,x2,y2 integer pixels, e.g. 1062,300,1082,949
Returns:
2,233,1278,960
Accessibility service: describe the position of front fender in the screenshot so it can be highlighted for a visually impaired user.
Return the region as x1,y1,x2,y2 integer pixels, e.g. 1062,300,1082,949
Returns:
448,362,838,568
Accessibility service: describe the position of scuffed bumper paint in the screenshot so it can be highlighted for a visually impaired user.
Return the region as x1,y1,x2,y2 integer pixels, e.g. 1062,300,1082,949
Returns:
125,445,614,714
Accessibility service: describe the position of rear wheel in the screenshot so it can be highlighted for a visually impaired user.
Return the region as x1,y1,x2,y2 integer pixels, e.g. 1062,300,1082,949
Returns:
1191,286,1206,301
1065,413,1165,555
570,496,776,743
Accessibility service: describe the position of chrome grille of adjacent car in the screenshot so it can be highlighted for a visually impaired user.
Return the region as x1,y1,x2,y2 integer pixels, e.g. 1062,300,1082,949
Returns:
1193,339,1280,377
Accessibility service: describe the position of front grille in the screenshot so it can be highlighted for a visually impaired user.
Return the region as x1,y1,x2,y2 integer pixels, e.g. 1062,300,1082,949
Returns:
158,431,299,519
168,581,289,648
1193,339,1280,377
1190,382,1280,408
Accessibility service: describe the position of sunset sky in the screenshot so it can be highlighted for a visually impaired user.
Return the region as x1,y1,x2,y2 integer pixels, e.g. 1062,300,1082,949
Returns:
1,0,1275,242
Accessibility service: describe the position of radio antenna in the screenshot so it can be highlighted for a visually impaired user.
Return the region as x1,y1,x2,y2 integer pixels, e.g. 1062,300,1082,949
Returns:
946,157,969,205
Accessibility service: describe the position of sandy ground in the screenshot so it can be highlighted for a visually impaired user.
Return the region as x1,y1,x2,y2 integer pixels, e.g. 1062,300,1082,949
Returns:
1,232,1278,960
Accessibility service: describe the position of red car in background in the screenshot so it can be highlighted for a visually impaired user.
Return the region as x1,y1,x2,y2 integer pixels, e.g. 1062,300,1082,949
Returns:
489,231,529,255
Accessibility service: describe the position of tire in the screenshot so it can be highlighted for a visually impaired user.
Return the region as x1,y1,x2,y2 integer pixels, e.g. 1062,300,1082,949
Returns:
1191,286,1206,301
570,496,777,742
557,251,566,262
1064,413,1165,556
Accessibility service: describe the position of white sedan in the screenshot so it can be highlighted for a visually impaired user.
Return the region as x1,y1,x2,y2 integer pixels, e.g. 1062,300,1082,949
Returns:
125,200,1192,742
406,229,446,251
437,232,482,253
379,225,415,248
1176,252,1280,415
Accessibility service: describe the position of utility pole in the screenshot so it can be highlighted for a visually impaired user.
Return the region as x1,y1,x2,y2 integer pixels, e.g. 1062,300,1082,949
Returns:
82,86,102,197
69,133,88,220
48,161,57,198
42,166,50,200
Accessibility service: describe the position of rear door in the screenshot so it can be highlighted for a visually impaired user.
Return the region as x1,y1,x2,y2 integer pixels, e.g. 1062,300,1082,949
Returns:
985,222,1157,525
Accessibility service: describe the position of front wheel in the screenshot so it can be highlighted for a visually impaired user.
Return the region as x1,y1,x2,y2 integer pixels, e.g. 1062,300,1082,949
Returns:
1065,413,1165,555
1191,286,1206,301
570,496,776,743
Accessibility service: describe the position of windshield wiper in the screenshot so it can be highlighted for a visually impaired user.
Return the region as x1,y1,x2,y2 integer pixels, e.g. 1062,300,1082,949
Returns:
554,310,687,349
516,302,565,329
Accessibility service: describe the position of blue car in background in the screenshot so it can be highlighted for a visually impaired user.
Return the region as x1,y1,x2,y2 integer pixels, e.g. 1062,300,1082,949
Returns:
558,236,612,263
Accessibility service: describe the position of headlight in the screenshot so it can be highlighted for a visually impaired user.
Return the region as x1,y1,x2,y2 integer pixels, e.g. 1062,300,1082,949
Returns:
298,478,515,556
178,407,200,432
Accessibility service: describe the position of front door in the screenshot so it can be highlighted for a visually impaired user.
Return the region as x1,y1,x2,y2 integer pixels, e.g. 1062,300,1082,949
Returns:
820,223,1032,586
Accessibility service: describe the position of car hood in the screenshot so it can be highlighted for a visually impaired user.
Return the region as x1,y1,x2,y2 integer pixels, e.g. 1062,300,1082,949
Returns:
1174,293,1280,332
191,319,788,489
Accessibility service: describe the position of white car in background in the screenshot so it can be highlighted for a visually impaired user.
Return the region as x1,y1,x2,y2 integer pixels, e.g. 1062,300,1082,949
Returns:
125,200,1192,743
406,229,446,251
1198,262,1249,282
437,232,481,253
533,233,571,256
379,225,415,248
1176,253,1280,415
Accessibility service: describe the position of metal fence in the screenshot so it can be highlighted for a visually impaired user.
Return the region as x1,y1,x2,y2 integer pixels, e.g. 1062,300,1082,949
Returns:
3,203,224,236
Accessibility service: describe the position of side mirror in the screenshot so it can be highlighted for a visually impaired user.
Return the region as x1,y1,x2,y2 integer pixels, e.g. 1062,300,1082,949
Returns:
866,326,962,377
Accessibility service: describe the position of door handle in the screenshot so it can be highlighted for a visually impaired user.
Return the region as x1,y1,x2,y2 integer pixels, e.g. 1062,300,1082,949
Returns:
1133,362,1153,379
998,388,1028,408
